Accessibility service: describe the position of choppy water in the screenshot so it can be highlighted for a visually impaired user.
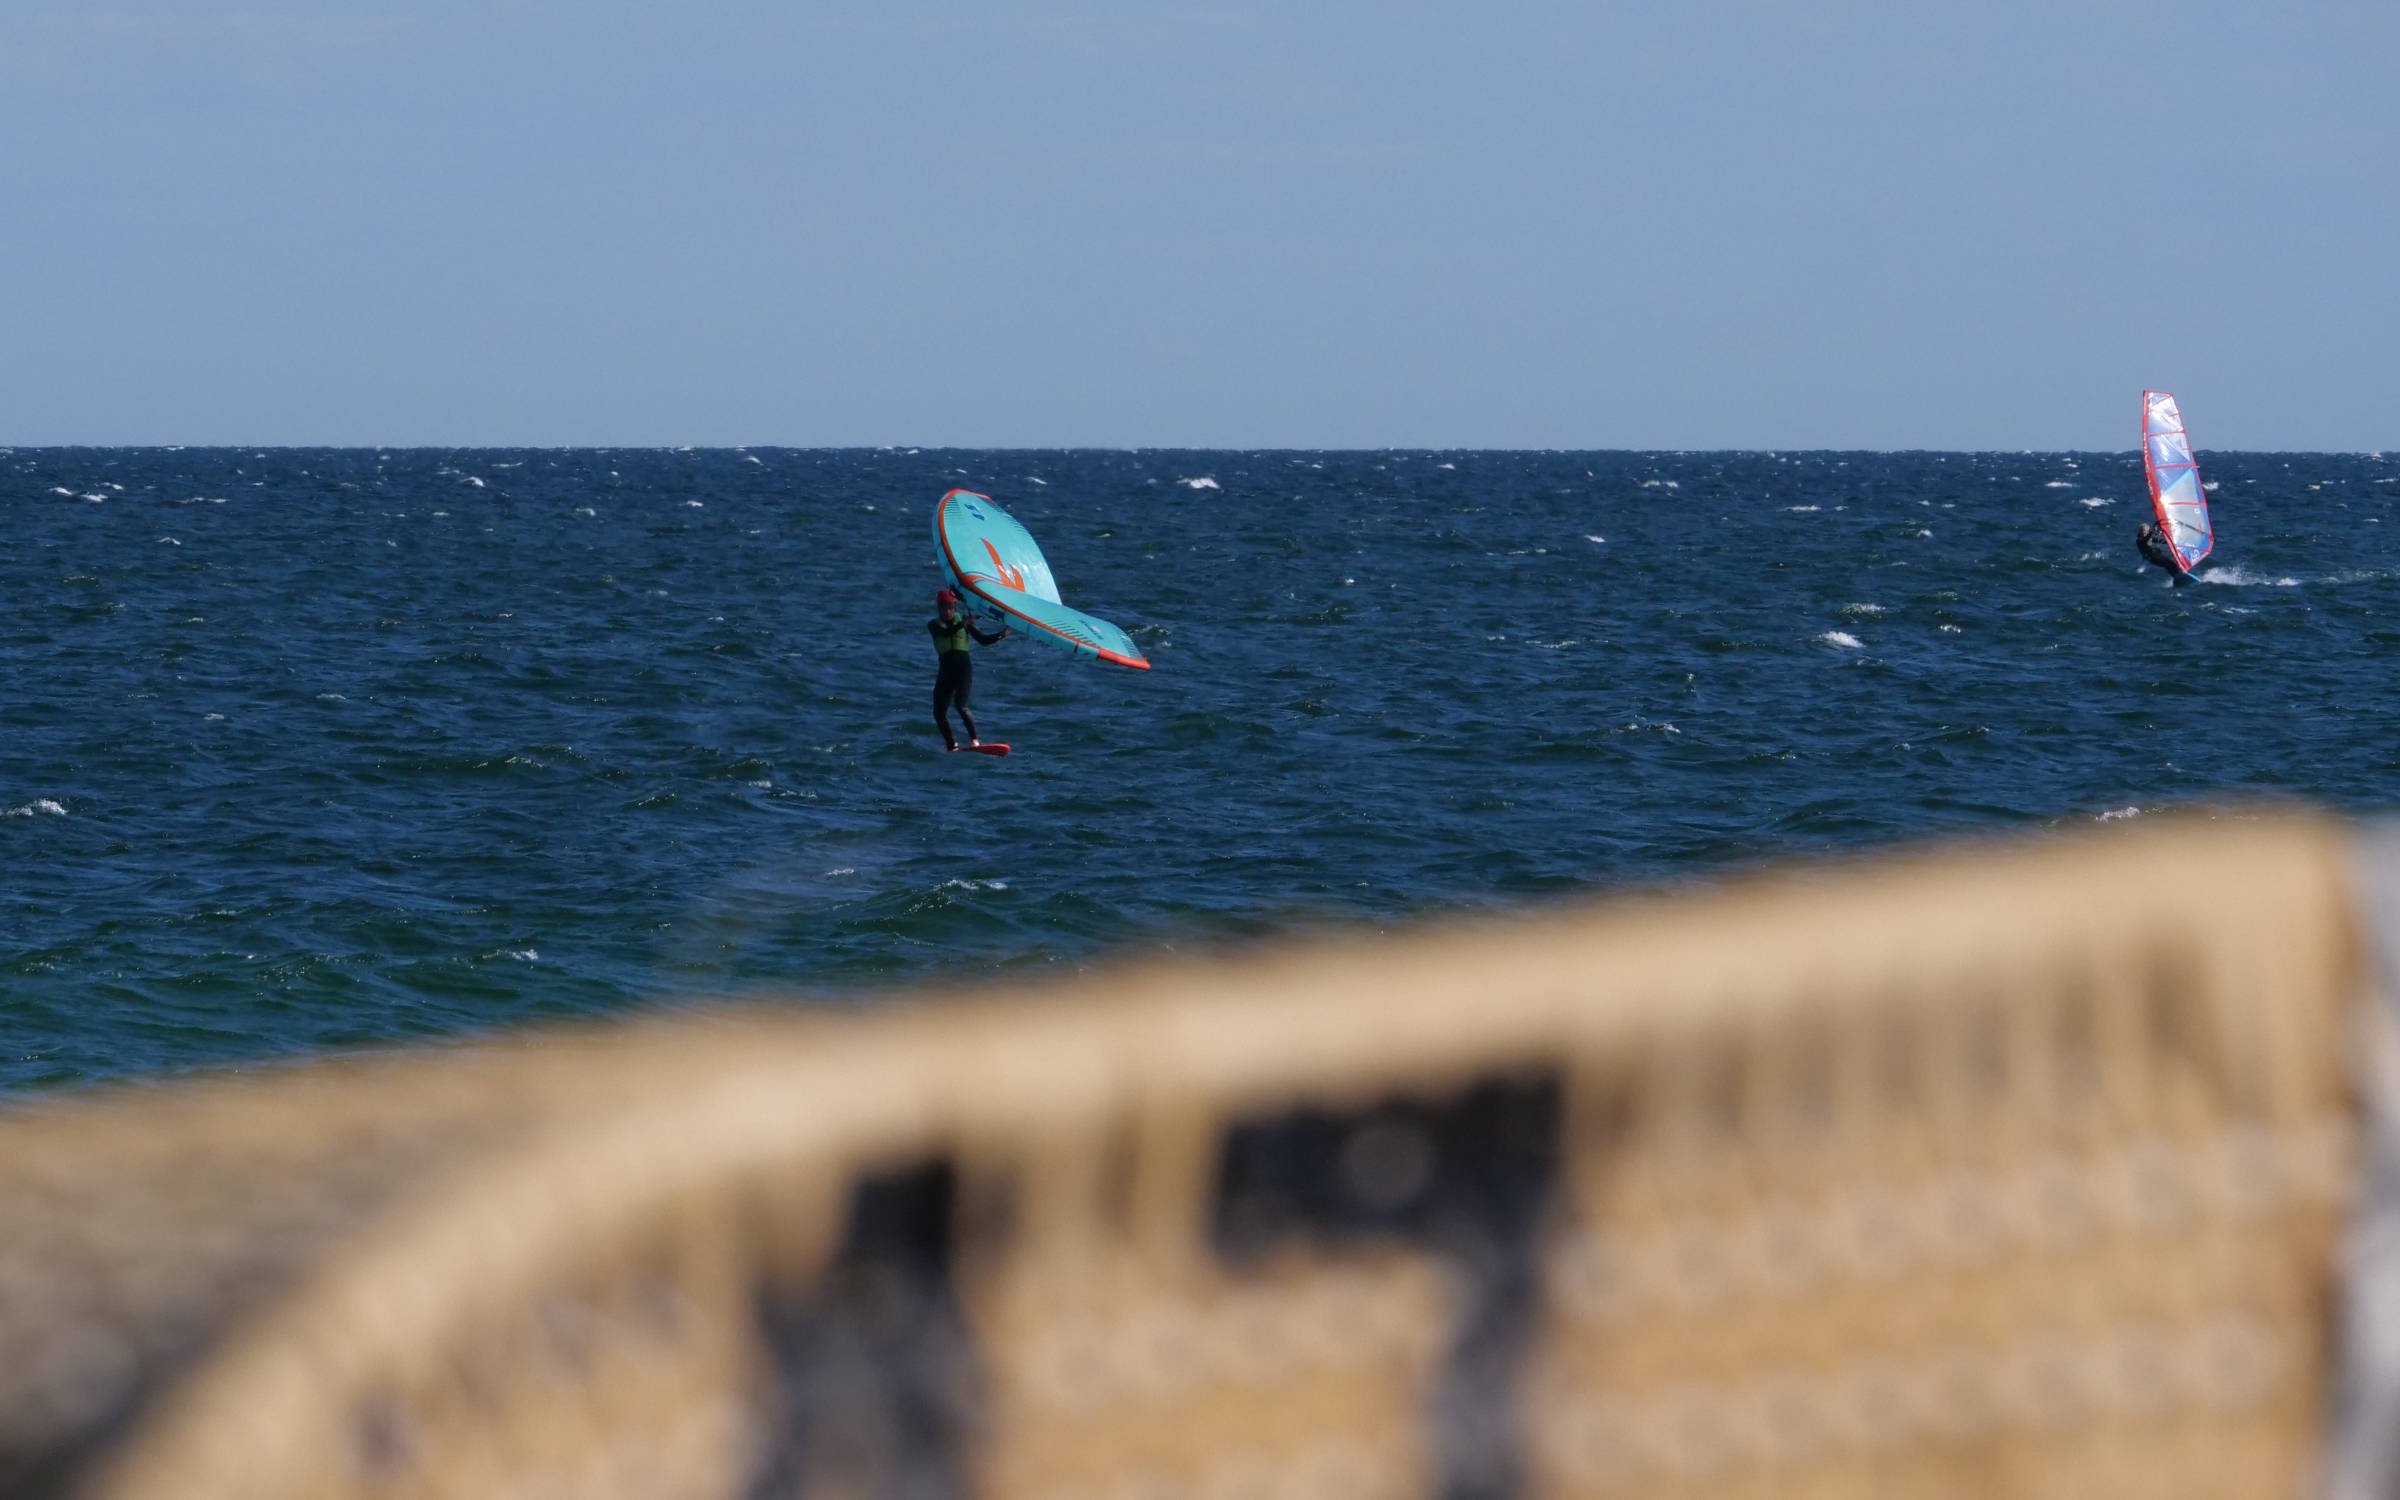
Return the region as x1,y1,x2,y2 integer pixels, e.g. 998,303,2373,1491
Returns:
5,447,2397,1092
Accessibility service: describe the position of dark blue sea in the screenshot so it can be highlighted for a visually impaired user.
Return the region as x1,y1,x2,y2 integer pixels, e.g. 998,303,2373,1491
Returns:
5,448,2397,1093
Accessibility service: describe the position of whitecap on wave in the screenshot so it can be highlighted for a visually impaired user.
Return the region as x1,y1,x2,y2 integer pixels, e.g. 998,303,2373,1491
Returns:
1819,631,1863,649
1839,602,1885,617
4,799,67,818
2200,568,2299,587
1180,477,1219,490
2097,806,2142,822
2079,497,2110,508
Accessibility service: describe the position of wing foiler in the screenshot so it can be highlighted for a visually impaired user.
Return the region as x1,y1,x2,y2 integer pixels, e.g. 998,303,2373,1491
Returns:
932,489,1151,670
2142,390,2213,571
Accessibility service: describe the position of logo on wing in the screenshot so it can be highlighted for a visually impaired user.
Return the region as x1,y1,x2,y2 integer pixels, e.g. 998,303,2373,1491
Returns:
982,540,1027,592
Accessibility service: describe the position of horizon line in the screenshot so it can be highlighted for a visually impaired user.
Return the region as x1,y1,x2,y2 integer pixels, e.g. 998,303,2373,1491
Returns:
5,442,2392,457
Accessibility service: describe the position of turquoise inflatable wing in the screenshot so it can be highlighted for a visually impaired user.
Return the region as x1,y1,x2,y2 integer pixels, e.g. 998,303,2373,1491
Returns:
932,489,1150,670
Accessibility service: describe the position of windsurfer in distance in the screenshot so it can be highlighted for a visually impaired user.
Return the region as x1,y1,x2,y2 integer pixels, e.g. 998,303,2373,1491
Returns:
930,587,1010,751
2136,522,2194,587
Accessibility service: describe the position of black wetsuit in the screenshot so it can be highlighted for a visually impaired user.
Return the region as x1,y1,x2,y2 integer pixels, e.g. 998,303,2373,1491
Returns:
2137,527,2192,586
930,611,1006,747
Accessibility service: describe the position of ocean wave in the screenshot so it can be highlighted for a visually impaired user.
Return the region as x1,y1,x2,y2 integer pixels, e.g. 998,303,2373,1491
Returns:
2199,568,2299,587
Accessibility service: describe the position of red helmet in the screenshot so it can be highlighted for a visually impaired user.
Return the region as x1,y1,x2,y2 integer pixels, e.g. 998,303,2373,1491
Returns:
935,587,960,607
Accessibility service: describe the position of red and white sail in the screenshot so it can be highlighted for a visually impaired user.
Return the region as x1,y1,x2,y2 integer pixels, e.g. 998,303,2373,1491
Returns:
2141,390,2213,570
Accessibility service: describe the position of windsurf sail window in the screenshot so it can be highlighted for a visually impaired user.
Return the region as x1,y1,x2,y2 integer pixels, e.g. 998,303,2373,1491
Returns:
2142,390,2213,571
932,489,1150,671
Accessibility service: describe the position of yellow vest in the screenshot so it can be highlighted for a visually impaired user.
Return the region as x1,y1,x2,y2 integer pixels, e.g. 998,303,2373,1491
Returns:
932,616,971,654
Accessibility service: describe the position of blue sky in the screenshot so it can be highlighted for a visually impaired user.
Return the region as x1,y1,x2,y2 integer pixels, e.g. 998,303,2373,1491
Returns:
3,2,2393,447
